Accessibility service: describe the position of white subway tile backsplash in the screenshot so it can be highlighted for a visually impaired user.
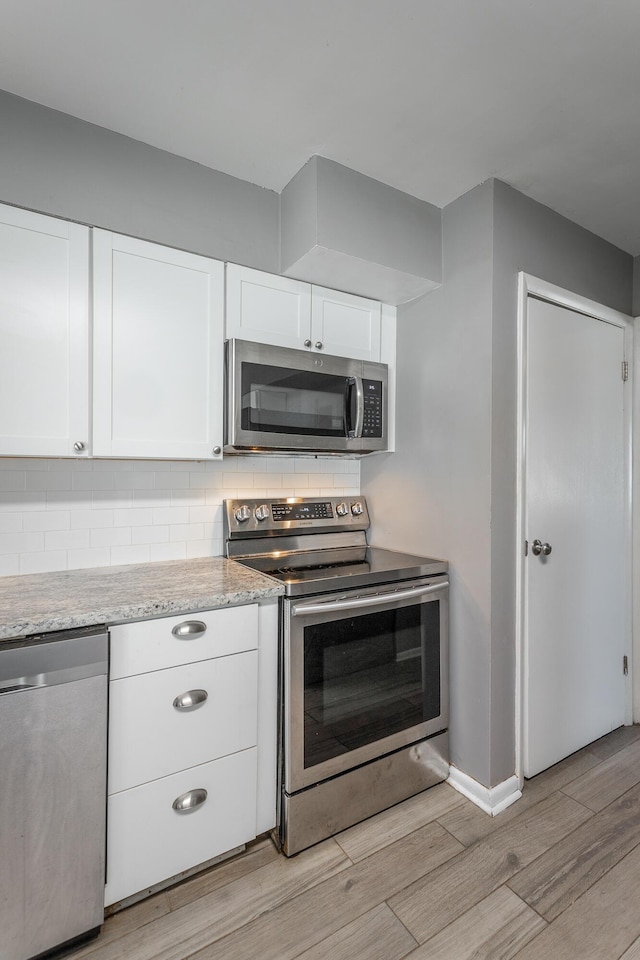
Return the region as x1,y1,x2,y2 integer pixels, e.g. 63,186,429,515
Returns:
47,491,92,508
110,545,151,566
90,528,133,548
67,547,112,569
20,550,67,575
131,525,170,545
0,471,25,491
0,532,45,554
113,507,154,527
148,542,186,563
0,514,22,533
170,489,206,507
162,471,191,489
114,472,156,490
23,512,71,532
0,492,42,511
71,510,115,530
0,554,20,575
169,522,205,542
185,540,218,559
0,456,360,575
188,505,218,524
92,491,133,508
72,472,115,491
45,529,90,551
132,489,172,506
25,471,72,491
283,473,305,487
152,506,190,526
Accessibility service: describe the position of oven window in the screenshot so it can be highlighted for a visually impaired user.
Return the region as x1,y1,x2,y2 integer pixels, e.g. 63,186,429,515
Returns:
241,362,347,437
303,601,441,769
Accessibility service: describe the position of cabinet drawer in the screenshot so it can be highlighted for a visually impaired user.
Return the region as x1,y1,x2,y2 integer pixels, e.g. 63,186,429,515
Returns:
110,604,258,679
108,651,258,793
105,748,257,906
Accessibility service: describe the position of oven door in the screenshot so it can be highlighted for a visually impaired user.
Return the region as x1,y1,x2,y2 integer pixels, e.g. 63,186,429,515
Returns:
283,576,448,794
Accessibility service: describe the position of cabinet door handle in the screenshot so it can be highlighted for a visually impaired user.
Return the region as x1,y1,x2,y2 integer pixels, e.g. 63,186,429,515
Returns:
172,788,208,813
173,689,208,710
171,620,207,639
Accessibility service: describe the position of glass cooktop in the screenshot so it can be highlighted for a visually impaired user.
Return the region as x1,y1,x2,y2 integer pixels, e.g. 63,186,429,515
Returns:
236,546,448,597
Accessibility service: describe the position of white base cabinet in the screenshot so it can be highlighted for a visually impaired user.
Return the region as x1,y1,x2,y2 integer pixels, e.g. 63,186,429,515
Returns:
105,604,264,907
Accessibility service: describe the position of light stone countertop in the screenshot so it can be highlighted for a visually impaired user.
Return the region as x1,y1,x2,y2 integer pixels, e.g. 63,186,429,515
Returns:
0,556,283,641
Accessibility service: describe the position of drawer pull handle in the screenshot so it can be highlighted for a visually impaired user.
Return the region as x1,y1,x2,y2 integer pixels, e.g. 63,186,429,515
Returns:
171,620,207,639
172,788,208,813
173,689,208,711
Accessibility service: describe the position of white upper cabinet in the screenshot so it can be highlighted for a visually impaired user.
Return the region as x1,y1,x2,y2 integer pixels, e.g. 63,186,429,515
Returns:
226,264,381,362
310,285,381,361
93,231,225,459
226,264,311,351
0,204,90,457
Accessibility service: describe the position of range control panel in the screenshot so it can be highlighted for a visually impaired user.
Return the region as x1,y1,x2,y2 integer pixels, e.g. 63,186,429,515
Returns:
224,496,370,538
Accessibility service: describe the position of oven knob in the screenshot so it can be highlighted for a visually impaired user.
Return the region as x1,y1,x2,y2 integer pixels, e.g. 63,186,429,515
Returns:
254,504,270,522
351,501,364,516
336,501,349,517
234,504,251,523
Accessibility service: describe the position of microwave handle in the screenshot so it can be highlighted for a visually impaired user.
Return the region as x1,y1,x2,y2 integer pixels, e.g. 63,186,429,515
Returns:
345,377,364,439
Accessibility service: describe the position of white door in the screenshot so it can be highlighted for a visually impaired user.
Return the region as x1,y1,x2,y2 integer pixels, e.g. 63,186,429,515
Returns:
523,296,626,778
93,230,224,460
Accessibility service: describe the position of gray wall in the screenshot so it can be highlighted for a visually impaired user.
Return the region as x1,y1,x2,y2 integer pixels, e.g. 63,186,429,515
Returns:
489,180,632,784
633,256,640,316
0,91,280,271
362,178,633,789
363,180,495,786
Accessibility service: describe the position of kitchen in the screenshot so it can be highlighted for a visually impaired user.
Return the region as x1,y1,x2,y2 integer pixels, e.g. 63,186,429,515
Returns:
2,2,640,958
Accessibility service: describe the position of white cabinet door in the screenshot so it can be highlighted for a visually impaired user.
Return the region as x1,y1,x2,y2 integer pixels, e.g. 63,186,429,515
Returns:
226,263,311,351
226,264,382,361
311,286,381,362
0,204,90,457
93,231,224,459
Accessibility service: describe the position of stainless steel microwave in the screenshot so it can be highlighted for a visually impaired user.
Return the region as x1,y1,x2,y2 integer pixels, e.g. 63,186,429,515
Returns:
224,339,388,455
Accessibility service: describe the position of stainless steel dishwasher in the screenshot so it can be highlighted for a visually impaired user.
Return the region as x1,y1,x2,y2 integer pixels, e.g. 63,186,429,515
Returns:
0,626,108,960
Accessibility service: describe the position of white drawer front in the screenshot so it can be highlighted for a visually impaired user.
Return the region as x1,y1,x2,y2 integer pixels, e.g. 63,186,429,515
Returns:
108,651,258,793
110,604,258,679
105,748,257,907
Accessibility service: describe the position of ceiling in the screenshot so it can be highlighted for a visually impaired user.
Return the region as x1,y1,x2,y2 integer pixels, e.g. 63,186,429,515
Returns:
3,0,640,254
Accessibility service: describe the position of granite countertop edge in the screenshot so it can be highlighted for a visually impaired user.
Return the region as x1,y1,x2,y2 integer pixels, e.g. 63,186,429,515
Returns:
0,556,284,642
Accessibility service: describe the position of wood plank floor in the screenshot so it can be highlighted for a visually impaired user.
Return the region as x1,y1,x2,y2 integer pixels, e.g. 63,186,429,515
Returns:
70,724,640,960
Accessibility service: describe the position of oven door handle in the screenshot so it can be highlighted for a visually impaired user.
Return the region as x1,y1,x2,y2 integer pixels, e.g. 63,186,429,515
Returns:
290,580,448,616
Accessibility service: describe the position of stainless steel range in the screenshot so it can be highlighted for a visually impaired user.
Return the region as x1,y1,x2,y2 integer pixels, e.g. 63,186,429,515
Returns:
224,495,449,856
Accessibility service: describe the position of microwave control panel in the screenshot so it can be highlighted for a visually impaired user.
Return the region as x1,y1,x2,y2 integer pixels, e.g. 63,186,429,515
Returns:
362,380,383,438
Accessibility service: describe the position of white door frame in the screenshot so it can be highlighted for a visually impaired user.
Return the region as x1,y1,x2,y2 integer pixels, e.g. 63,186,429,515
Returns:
515,272,634,788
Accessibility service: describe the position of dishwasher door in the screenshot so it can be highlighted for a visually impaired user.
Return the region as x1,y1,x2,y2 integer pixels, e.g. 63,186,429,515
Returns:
0,627,108,960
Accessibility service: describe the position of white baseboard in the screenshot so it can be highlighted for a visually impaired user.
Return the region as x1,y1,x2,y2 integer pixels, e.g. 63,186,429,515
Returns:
447,766,522,817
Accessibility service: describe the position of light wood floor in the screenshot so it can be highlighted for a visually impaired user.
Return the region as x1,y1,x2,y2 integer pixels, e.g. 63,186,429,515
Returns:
72,724,640,960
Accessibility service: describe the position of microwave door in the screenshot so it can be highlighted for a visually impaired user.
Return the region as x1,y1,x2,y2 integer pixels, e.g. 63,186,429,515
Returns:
235,357,352,451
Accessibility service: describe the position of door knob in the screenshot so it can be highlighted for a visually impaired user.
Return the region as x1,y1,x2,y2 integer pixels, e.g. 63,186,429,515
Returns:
531,539,552,556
